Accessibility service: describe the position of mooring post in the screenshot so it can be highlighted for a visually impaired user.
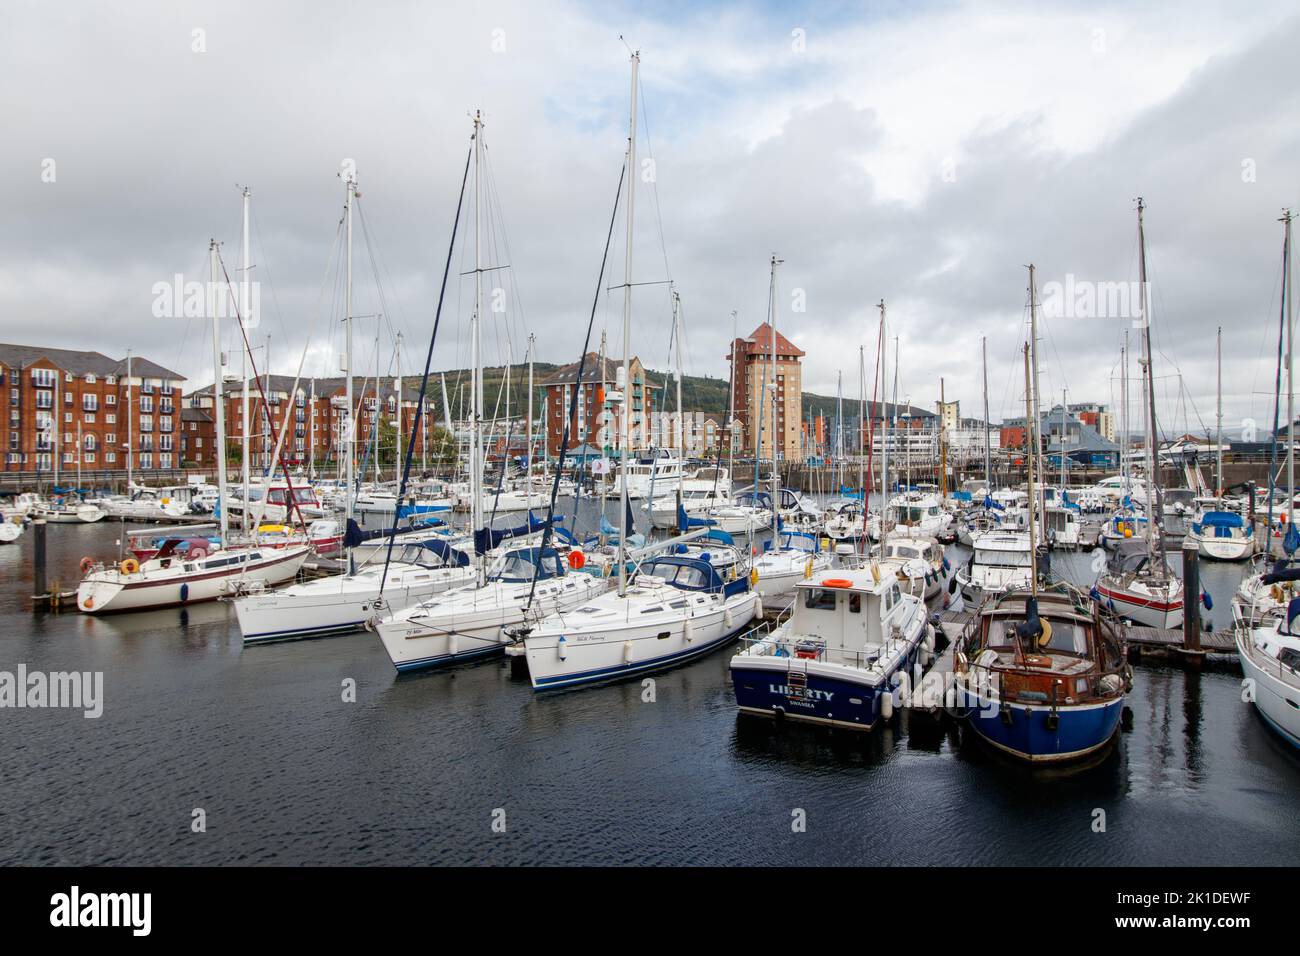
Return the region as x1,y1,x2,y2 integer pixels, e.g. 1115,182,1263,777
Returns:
1181,539,1202,655
33,517,47,604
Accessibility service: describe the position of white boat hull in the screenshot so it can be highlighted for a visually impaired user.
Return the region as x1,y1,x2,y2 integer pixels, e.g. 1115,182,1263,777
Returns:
1237,629,1300,748
77,547,309,613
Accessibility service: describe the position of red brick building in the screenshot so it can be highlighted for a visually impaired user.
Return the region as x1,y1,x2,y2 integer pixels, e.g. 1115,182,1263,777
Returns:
728,322,804,460
540,354,654,457
0,343,185,477
186,374,435,473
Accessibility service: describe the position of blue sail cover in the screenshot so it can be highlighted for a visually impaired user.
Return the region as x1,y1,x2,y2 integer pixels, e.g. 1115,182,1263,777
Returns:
421,538,470,567
677,501,716,532
1193,510,1244,538
473,511,552,556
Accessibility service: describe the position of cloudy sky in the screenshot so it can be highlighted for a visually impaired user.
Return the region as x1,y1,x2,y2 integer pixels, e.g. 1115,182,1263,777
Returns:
3,0,1298,435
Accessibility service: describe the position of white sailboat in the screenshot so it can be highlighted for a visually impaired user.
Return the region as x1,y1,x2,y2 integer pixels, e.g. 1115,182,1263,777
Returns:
78,237,309,614
1092,210,1185,628
522,53,758,691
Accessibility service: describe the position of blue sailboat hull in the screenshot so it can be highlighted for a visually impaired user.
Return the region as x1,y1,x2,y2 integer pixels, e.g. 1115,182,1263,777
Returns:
959,686,1124,762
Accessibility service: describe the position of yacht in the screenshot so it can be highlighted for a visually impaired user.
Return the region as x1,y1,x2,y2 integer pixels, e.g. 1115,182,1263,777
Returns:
1185,508,1256,561
955,529,1034,607
372,545,607,672
77,535,309,613
235,541,476,644
885,491,952,541
953,585,1131,762
752,529,834,602
522,549,758,690
1234,572,1300,749
730,568,931,730
1095,538,1184,629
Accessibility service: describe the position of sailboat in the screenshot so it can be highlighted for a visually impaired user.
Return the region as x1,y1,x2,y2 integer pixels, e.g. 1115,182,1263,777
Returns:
1094,201,1185,628
234,173,475,644
521,52,758,691
953,337,1133,762
78,237,309,614
372,111,606,672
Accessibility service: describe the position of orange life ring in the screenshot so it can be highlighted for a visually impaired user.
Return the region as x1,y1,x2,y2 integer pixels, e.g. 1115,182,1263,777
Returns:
120,558,140,575
79,556,95,574
820,578,853,589
568,550,586,570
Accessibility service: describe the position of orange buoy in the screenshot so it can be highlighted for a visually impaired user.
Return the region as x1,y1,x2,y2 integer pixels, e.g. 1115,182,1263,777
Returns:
820,578,853,589
120,558,140,575
83,596,94,609
567,549,586,570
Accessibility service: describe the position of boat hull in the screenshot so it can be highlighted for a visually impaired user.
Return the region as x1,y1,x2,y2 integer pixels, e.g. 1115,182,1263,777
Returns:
1097,583,1184,629
77,549,308,614
1236,630,1300,749
730,646,920,731
526,594,758,690
958,685,1125,762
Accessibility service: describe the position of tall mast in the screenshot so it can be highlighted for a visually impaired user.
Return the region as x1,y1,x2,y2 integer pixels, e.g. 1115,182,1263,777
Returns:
1028,262,1045,521
395,330,403,484
618,53,639,599
240,186,251,535
1215,326,1223,497
1286,209,1295,518
472,110,486,584
981,335,991,488
726,310,737,478
939,376,948,499
343,172,356,566
1121,331,1129,494
1023,343,1038,595
209,239,229,548
1136,198,1162,565
673,289,683,493
527,332,535,476
769,254,782,514
126,349,133,490
1060,388,1067,487
878,301,889,512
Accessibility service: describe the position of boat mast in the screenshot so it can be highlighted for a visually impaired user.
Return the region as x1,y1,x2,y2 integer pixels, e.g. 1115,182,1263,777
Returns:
769,254,782,517
1028,262,1045,522
879,300,889,521
126,349,133,491
527,332,535,477
617,52,639,599
1060,388,1067,488
472,109,486,586
395,330,403,485
1215,326,1223,497
982,335,991,489
1023,342,1038,595
727,310,737,481
344,171,356,569
1136,198,1163,567
1121,331,1129,497
209,239,229,548
1286,209,1295,519
240,186,251,536
676,286,686,494
939,376,948,500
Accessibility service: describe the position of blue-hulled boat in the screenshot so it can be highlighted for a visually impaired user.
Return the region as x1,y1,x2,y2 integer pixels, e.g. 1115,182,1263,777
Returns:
953,584,1132,762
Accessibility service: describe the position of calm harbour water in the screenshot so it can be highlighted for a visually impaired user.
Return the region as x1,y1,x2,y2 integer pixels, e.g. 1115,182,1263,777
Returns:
2,507,1298,866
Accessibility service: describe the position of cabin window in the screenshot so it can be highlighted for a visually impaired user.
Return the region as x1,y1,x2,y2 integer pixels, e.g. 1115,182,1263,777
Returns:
849,593,861,614
804,588,838,611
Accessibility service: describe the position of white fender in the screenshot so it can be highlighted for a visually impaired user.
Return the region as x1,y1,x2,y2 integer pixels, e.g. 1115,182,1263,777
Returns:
923,626,935,653
623,639,635,663
880,691,894,720
723,609,734,629
754,595,763,619
447,634,458,656
557,635,567,661
683,618,694,643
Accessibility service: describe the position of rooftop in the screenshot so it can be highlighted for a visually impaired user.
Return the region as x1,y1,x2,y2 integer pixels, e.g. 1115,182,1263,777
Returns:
0,342,185,381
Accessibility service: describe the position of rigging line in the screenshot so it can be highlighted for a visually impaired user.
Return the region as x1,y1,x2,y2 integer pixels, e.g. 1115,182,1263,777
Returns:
635,71,674,288
378,143,473,594
353,199,403,375
481,141,531,351
520,159,627,616
250,207,293,367
214,248,309,534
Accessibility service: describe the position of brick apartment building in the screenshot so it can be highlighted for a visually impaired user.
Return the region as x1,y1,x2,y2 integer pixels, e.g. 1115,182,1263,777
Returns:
185,374,435,473
0,343,186,477
540,353,655,457
729,322,804,461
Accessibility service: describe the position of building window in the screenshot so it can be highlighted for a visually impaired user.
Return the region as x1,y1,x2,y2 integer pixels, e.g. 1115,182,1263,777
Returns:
105,451,116,464
106,393,116,405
